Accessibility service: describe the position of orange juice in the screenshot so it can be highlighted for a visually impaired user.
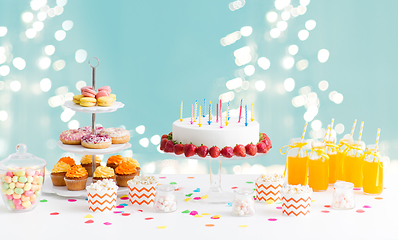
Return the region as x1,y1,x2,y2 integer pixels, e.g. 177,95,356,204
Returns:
309,157,329,191
363,161,383,195
328,154,337,184
288,156,308,185
336,139,350,182
344,155,364,188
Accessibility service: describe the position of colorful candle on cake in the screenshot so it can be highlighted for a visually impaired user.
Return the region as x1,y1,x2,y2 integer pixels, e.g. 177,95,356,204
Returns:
225,104,229,126
203,99,206,118
198,106,202,127
180,101,183,122
245,105,248,126
208,101,211,125
190,104,193,124
210,101,212,120
251,103,254,122
220,99,223,128
227,102,230,121
194,100,197,122
238,99,242,123
216,103,219,123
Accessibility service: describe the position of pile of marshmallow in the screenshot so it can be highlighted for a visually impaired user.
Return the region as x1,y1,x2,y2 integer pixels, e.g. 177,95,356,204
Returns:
256,173,284,183
232,197,255,216
332,192,355,209
280,184,312,194
86,179,118,191
127,175,158,185
154,195,177,213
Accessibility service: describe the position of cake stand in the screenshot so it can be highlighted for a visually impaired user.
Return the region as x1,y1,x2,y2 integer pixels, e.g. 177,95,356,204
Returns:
165,152,268,204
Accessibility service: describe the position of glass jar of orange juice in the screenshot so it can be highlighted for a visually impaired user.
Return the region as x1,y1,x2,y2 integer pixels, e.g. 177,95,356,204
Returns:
335,138,351,182
308,141,329,192
343,141,365,188
281,138,308,186
325,137,337,185
363,145,383,195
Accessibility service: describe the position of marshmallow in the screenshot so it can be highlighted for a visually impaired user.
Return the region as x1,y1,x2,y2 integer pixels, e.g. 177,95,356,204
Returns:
127,175,158,185
280,184,312,194
86,179,118,191
256,173,284,183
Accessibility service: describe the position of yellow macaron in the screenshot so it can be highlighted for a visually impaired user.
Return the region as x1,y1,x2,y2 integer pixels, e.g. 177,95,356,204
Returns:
73,95,84,104
110,94,116,101
80,97,97,107
97,96,113,107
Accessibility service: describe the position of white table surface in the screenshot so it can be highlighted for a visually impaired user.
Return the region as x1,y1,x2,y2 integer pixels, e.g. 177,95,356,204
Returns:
1,174,397,240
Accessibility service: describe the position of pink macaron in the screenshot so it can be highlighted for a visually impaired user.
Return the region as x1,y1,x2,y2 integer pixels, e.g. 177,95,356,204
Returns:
96,90,109,99
98,86,111,94
81,88,96,98
80,86,93,91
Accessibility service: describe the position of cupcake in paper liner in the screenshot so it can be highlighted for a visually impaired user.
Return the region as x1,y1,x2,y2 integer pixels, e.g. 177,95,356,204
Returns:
281,184,312,217
64,165,88,191
115,160,140,187
80,155,101,177
51,157,75,186
127,176,157,205
87,179,118,212
255,173,284,203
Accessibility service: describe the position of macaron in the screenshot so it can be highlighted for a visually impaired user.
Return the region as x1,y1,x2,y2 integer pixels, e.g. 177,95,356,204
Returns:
98,86,111,94
96,90,109,99
81,88,96,98
80,97,97,107
73,95,84,104
81,86,93,91
97,96,113,107
110,94,116,101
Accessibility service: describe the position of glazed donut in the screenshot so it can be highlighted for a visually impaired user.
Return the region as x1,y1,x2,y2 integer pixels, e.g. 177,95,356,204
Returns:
78,126,104,134
59,129,86,145
100,127,130,144
81,134,112,149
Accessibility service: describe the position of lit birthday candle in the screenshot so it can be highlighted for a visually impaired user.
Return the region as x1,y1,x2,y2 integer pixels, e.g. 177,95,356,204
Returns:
194,100,197,122
190,104,193,124
238,99,242,123
245,105,248,126
208,101,211,125
220,99,223,128
198,106,202,127
216,103,219,123
251,103,254,122
180,101,183,122
225,103,229,126
203,99,206,118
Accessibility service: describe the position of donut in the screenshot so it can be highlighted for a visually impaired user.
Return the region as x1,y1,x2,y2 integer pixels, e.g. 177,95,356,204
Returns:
78,126,104,134
100,127,130,144
81,134,112,149
59,129,85,145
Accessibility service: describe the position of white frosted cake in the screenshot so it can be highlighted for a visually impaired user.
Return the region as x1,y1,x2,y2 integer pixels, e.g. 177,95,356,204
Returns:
172,116,259,147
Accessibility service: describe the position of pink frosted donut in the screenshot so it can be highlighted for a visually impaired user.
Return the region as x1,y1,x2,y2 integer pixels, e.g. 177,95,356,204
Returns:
59,129,85,145
81,134,112,149
78,126,104,134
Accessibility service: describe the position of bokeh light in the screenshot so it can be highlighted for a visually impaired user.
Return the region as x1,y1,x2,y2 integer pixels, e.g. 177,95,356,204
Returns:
139,138,149,148
282,56,294,69
136,125,145,134
40,78,52,92
0,110,8,121
257,57,270,70
12,57,26,70
240,26,252,37
44,45,55,55
318,49,330,63
244,65,255,76
266,11,278,22
284,78,295,92
75,49,87,63
0,65,10,76
288,45,299,55
25,28,37,39
255,80,266,91
68,120,80,129
311,120,322,131
277,21,288,31
62,20,73,31
296,59,308,71
53,59,66,71
298,29,309,41
22,12,34,23
270,28,281,38
38,57,51,69
10,80,21,92
318,80,329,91
305,20,316,31
150,135,161,145
33,21,44,31
54,30,66,41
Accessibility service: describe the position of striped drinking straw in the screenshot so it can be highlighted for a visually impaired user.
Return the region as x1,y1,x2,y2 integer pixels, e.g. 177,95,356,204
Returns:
350,119,357,138
357,121,364,142
301,122,308,142
328,119,334,139
375,128,381,151
323,125,330,143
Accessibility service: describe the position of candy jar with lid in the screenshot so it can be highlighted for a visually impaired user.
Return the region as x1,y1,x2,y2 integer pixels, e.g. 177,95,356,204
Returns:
0,144,47,212
332,181,355,210
153,184,177,213
308,141,329,192
363,144,384,195
232,187,255,217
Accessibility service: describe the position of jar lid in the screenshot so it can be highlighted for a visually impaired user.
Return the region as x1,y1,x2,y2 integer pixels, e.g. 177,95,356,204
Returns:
334,181,354,189
156,184,175,192
312,141,326,148
0,144,47,171
234,187,254,195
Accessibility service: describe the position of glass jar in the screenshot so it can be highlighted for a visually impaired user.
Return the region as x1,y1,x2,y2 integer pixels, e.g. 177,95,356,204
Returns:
332,181,355,210
336,138,351,181
232,187,255,217
153,184,177,213
363,144,383,195
286,138,308,186
0,144,47,212
325,138,337,185
308,141,329,192
343,141,365,188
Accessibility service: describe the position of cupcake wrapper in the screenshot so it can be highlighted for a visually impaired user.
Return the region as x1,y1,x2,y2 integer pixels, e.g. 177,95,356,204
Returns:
255,181,283,202
281,193,312,217
87,189,117,212
128,184,156,205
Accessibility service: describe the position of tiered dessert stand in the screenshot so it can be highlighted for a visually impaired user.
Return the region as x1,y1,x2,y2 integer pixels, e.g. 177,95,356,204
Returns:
51,57,131,197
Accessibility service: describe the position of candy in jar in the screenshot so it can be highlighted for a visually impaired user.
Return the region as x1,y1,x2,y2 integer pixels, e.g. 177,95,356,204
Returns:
332,181,355,210
232,187,255,217
153,185,177,213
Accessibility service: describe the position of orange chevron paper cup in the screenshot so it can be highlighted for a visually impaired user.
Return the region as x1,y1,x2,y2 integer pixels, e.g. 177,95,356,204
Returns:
255,180,283,202
127,183,156,205
281,192,312,217
87,189,117,212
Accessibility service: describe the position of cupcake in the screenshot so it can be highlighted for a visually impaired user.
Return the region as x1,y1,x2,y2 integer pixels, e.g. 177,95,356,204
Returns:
93,166,116,183
106,155,124,170
115,160,140,187
81,155,101,177
64,165,88,191
50,157,75,186
122,157,140,168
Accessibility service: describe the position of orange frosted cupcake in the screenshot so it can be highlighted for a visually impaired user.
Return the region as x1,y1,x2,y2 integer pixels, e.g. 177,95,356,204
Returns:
121,157,140,168
64,165,88,191
106,155,124,169
51,157,75,186
81,155,101,177
93,166,116,183
115,160,140,187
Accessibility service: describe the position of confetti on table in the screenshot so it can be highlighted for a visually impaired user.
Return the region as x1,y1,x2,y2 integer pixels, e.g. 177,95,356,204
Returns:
159,177,166,179
145,217,154,220
170,182,177,185
85,220,94,224
50,212,59,215
182,210,190,213
113,211,123,214
84,214,93,218
268,218,277,221
228,202,233,207
266,200,274,204
120,203,128,206
157,226,167,229
231,187,238,189
356,209,365,213
120,197,129,200
122,213,131,216
353,188,361,191
211,215,221,219
187,177,195,179
186,193,193,197
116,205,125,208
276,207,282,210
194,215,203,218
193,188,200,192
68,199,77,202
375,197,383,200
104,222,112,225
40,199,47,202
137,210,143,212
85,198,88,201
175,187,184,191
190,211,198,216
120,194,128,198
239,225,248,228
311,200,316,202
201,195,209,199
324,205,331,208
276,202,282,204
193,197,201,200
205,224,215,227
185,198,192,202
321,211,330,213
363,205,371,208
246,181,253,184
202,213,210,215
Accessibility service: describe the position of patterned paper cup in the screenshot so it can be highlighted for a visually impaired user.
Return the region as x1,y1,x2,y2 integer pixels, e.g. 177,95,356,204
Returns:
128,183,156,205
281,192,312,217
255,180,283,202
87,189,117,212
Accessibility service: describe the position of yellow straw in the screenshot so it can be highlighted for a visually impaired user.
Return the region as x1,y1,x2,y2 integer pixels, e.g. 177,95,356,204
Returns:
180,101,183,122
323,125,330,143
350,119,357,138
375,128,381,151
328,118,334,139
357,121,364,142
301,122,308,141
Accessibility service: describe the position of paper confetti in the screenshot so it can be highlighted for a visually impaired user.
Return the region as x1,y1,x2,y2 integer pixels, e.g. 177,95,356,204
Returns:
321,211,330,213
324,205,331,208
194,215,203,218
276,207,282,210
239,225,248,228
205,224,215,227
84,214,93,218
276,202,282,204
182,210,190,213
187,177,195,179
193,188,200,192
122,213,131,216
120,197,129,200
311,200,316,202
104,222,112,225
363,205,371,208
202,213,211,215
211,215,221,219
231,187,238,189
50,212,59,215
375,197,383,200
185,193,193,197
157,226,167,229
193,197,201,200
246,181,253,184
159,177,166,179
113,211,123,214
268,218,277,221
120,194,128,198
120,203,128,206
145,217,154,220
201,195,209,199
116,205,125,208
184,198,192,202
228,202,233,207
40,199,47,202
170,182,177,185
266,200,274,204
190,211,198,216
85,220,94,224
356,209,365,213
68,199,77,202
137,210,143,212
353,188,361,191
